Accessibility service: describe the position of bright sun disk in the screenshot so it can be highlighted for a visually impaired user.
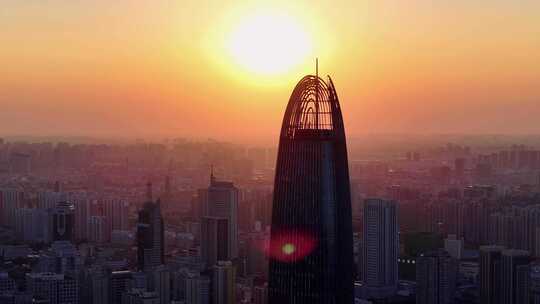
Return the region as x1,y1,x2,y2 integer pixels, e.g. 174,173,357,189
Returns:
227,13,312,75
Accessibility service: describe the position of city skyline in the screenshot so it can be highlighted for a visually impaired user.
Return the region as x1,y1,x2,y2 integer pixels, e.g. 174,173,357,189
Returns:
2,1,540,304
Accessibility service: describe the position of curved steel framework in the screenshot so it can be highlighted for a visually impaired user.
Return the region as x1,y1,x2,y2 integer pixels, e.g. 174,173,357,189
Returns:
268,75,354,304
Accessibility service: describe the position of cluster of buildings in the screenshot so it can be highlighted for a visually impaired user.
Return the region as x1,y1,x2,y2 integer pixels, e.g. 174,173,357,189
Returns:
3,74,540,304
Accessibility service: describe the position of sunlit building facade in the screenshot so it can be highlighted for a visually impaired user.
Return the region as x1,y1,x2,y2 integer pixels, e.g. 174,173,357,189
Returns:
268,74,354,304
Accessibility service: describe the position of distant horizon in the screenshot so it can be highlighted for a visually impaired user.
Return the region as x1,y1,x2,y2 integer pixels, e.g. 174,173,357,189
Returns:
5,132,540,149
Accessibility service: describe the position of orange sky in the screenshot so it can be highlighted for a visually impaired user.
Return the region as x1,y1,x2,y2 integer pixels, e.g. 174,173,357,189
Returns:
1,1,539,144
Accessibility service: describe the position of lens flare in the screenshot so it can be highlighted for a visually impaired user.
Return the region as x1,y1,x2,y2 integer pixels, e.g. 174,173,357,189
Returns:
267,229,317,263
282,243,296,255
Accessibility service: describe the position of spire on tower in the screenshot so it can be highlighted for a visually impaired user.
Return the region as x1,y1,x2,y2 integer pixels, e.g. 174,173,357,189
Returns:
316,57,318,79
315,57,319,129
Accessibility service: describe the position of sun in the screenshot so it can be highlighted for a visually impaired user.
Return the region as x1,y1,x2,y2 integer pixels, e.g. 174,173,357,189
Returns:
226,13,312,75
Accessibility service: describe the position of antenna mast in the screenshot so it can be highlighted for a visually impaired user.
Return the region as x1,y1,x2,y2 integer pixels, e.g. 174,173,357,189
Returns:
315,58,319,129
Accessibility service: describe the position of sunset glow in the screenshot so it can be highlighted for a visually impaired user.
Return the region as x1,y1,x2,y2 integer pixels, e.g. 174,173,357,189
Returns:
226,13,312,75
0,1,539,140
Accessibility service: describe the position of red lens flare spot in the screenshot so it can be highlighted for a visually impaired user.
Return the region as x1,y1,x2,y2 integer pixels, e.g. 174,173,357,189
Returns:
267,229,317,263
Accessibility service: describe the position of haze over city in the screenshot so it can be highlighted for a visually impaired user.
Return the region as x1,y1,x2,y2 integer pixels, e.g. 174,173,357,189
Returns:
2,1,540,142
2,2,540,304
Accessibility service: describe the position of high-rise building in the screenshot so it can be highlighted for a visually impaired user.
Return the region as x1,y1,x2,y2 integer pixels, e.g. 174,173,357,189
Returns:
13,208,50,243
136,183,165,271
362,198,399,299
38,191,67,210
88,215,110,243
121,289,159,304
268,73,354,304
70,195,91,241
0,273,16,294
0,189,24,228
212,261,236,304
103,198,130,231
37,241,82,274
200,216,229,268
81,267,109,304
26,272,78,304
200,175,239,259
110,271,133,304
245,232,268,276
531,266,540,304
253,284,268,304
149,265,170,304
50,201,75,243
501,250,530,304
444,234,463,260
185,273,210,304
416,250,458,304
479,245,505,304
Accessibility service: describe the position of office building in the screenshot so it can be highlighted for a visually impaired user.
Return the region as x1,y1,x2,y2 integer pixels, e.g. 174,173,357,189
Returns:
444,234,463,260
104,198,130,231
122,289,159,304
201,216,229,268
200,175,239,259
88,215,110,243
26,272,78,304
253,284,268,304
501,250,530,304
362,198,399,299
479,245,505,304
185,273,210,304
416,250,458,304
212,261,236,304
110,271,133,304
149,265,170,304
50,201,75,243
136,183,164,271
268,73,354,304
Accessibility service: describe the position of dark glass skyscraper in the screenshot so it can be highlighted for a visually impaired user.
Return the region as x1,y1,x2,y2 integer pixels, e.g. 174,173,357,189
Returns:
268,73,354,304
136,182,165,271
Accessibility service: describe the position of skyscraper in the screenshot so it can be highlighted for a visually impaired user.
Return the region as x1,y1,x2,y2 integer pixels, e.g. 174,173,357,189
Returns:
362,198,399,299
185,273,211,304
50,201,75,243
150,265,171,304
501,249,530,304
268,72,354,304
103,198,130,231
212,261,236,304
416,250,458,304
200,174,239,259
26,272,78,304
479,245,505,304
200,216,229,268
87,215,109,243
136,182,165,271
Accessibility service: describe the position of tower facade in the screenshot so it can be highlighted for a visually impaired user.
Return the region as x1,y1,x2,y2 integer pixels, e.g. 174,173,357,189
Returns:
136,183,165,271
362,198,399,299
501,249,530,304
51,201,75,243
479,245,505,304
268,74,354,304
201,216,229,268
200,176,239,259
416,250,458,304
213,261,236,304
